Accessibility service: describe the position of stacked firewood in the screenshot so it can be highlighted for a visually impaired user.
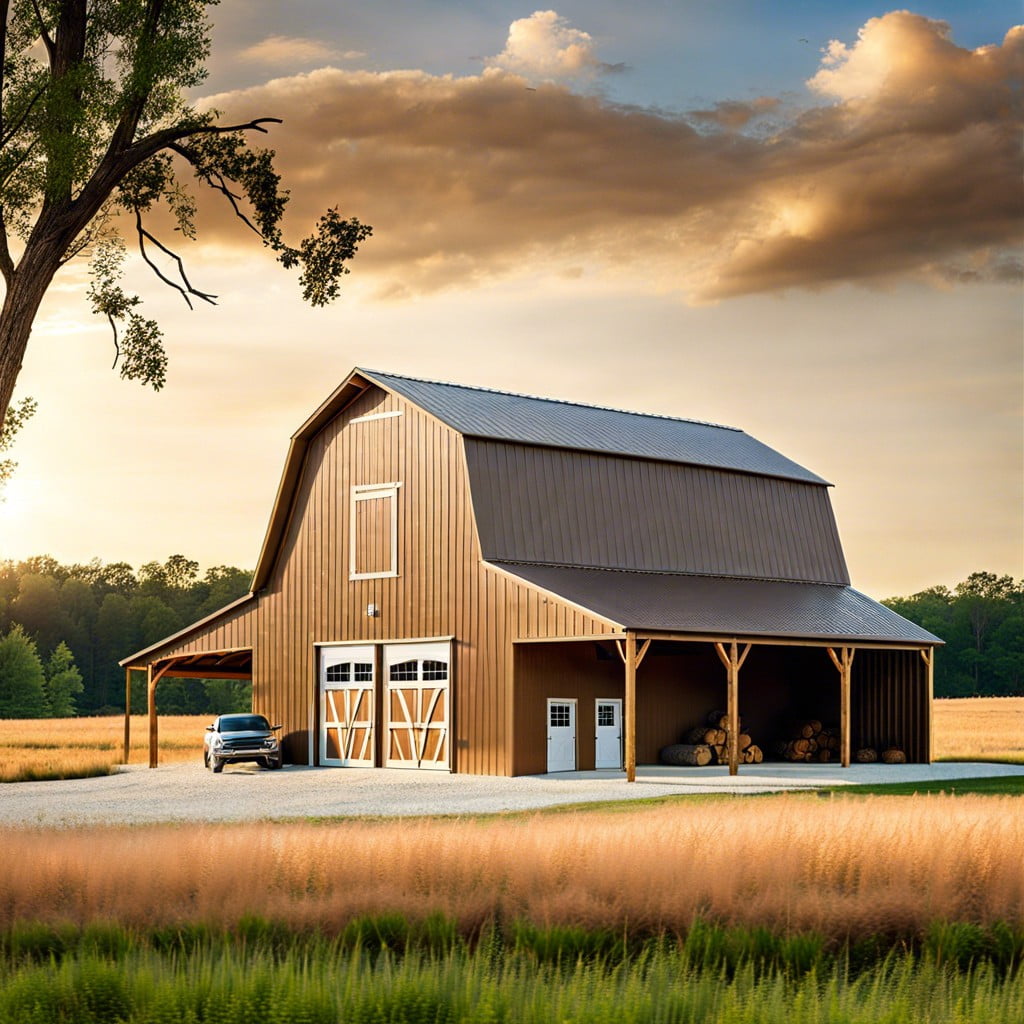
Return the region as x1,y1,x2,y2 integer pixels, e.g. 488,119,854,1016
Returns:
772,719,841,762
659,710,763,767
856,746,907,764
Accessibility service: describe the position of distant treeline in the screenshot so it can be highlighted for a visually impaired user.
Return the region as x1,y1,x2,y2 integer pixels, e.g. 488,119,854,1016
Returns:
883,572,1023,697
0,555,251,717
0,558,1021,717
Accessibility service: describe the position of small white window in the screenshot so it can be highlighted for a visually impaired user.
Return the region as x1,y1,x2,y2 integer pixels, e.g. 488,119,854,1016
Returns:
550,704,571,728
350,483,401,580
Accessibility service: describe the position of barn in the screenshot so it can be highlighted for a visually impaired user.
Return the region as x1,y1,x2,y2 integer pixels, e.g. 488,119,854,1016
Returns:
121,368,941,778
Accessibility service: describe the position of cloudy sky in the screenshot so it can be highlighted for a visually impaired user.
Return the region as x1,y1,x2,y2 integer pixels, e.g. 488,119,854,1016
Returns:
2,1,1021,599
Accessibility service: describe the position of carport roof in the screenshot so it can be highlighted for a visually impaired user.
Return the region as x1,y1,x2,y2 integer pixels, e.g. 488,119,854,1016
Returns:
491,563,942,645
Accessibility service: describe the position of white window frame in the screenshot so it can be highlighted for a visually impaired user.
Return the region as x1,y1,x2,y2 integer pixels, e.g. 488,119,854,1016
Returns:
350,482,401,580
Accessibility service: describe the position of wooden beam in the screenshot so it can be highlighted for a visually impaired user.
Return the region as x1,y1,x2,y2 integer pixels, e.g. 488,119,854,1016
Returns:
827,646,855,767
636,638,652,668
921,648,934,763
625,631,637,783
713,641,750,776
123,668,132,764
147,663,173,769
614,639,626,664
637,631,930,653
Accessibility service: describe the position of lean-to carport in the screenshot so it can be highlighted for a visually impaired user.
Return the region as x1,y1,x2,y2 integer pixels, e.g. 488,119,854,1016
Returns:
502,566,941,780
122,648,253,767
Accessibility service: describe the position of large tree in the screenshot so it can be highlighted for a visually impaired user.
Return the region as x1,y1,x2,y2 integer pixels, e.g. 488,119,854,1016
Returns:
0,0,370,433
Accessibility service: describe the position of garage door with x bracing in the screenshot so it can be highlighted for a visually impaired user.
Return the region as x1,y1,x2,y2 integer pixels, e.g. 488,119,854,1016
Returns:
320,645,376,766
384,641,450,770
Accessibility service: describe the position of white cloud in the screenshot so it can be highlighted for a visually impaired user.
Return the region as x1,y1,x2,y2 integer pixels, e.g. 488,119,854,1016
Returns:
485,10,609,82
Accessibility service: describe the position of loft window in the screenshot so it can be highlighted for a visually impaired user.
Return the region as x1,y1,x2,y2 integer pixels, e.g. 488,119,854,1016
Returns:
350,482,401,580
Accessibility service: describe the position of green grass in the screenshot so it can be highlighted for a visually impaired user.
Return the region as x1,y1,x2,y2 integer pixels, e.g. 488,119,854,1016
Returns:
1,925,1023,1024
820,775,1024,797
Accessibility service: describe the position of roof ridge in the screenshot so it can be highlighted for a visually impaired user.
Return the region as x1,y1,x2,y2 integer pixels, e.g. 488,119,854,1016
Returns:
359,367,741,434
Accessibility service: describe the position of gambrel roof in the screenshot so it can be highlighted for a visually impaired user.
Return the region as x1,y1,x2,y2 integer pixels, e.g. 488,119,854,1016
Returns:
363,369,829,485
122,366,941,668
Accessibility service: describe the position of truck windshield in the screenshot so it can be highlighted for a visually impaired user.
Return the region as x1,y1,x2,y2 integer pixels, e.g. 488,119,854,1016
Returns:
220,715,270,732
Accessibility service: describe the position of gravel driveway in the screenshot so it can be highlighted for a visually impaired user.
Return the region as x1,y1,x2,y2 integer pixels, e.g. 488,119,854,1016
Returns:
2,760,1022,827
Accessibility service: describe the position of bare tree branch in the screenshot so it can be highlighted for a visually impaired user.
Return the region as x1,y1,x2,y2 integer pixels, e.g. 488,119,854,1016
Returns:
29,0,55,65
0,81,48,151
134,210,217,308
169,141,266,240
107,312,120,369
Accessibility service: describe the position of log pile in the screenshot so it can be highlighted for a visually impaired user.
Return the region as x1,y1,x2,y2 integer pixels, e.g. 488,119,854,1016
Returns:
855,746,907,763
772,719,841,762
663,709,763,766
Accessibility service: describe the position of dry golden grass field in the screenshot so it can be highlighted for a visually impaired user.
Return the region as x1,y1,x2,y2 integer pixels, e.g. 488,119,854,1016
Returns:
0,697,1021,782
1,794,1021,942
0,714,200,782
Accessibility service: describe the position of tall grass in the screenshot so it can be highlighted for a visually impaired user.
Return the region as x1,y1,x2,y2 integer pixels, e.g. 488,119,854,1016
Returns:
934,697,1024,764
0,937,1022,1024
2,796,1021,943
0,714,204,781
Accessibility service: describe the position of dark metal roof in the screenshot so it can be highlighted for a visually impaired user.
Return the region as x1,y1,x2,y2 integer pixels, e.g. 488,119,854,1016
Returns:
362,369,828,485
491,563,942,644
466,440,849,584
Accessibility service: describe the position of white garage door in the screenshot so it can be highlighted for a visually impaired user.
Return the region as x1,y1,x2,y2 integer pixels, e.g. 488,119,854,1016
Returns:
384,641,450,770
320,645,376,766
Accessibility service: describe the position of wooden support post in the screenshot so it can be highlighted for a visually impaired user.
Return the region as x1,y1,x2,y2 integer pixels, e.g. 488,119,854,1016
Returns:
714,640,751,777
123,669,132,764
921,648,934,763
147,665,157,769
827,646,855,767
625,631,637,783
147,663,172,768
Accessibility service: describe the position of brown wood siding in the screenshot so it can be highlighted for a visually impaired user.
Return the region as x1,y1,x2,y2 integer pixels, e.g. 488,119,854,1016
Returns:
163,387,617,774
465,440,850,584
852,649,930,763
353,494,393,575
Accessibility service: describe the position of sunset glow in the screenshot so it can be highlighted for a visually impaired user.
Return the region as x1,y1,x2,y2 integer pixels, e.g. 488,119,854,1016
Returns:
2,2,1020,598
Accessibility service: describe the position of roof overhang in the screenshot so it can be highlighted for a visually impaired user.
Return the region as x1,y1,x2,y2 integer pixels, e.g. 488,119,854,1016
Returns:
490,562,943,646
120,593,257,667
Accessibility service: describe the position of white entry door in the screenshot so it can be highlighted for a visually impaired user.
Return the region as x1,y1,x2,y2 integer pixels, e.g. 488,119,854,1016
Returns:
547,699,577,772
320,645,376,766
595,699,622,769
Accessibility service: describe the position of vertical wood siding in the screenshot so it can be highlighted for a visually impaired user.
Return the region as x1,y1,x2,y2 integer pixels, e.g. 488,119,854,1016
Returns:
852,649,929,762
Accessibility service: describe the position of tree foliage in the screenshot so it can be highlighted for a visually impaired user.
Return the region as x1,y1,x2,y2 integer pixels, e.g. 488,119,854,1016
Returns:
884,572,1024,697
0,553,252,714
0,0,371,432
43,638,83,715
0,622,47,717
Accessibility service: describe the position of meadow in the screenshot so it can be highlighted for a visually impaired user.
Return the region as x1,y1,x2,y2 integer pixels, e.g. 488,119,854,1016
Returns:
1,699,1023,1021
0,713,200,781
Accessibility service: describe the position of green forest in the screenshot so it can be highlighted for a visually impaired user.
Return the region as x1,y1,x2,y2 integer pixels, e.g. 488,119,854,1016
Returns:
0,556,251,717
0,557,1021,718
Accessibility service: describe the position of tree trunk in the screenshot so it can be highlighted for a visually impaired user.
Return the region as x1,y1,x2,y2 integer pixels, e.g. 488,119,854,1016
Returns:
0,246,63,430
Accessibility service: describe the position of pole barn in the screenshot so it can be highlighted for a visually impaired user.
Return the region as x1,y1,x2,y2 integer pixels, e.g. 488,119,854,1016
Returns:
122,368,940,776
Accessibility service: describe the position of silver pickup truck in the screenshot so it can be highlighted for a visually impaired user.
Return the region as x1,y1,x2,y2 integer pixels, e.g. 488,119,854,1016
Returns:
204,713,283,772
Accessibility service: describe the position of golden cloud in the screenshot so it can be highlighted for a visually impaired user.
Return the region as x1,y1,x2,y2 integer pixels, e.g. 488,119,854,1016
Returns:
237,35,363,67
191,12,1022,302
